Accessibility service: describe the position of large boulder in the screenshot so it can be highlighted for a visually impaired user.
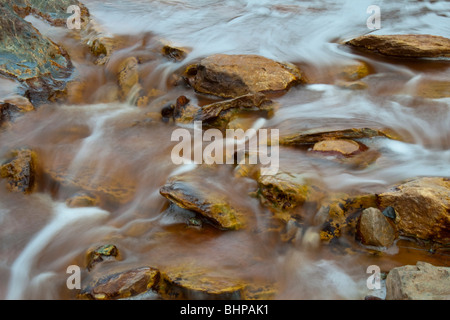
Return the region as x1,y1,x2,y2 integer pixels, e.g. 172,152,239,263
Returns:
386,262,450,300
378,177,450,244
346,34,450,58
188,54,303,98
159,169,248,230
0,2,74,103
356,207,397,248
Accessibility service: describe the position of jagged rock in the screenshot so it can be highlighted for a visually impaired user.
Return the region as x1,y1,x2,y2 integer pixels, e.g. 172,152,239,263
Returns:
386,262,450,300
160,170,248,230
257,170,325,222
312,139,363,156
161,43,190,62
188,54,303,98
79,267,159,300
378,177,450,243
0,149,37,194
0,2,73,103
86,244,119,271
357,207,397,247
66,191,101,208
346,34,450,58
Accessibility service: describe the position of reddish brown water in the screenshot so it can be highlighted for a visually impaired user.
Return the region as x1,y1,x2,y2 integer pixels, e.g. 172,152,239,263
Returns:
1,0,449,300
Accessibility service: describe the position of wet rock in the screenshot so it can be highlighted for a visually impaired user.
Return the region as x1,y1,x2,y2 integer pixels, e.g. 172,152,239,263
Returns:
257,171,325,222
118,57,142,101
304,60,371,84
9,0,89,27
318,193,377,242
346,34,450,58
312,139,363,156
378,177,450,243
188,54,303,98
158,266,275,300
0,3,73,103
161,43,190,62
172,95,200,124
160,171,247,230
44,161,136,206
357,207,397,248
386,262,450,300
79,267,159,300
66,191,100,208
382,206,396,220
197,93,274,128
280,127,389,146
86,244,119,271
0,149,37,194
413,80,450,99
0,97,34,127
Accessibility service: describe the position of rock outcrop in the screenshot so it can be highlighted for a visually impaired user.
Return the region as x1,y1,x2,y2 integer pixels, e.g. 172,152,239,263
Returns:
188,54,303,98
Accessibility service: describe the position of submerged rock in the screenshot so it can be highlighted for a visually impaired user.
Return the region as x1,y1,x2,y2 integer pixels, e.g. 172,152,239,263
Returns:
9,0,89,27
66,191,101,208
0,149,37,194
188,54,303,98
160,172,247,230
86,244,120,271
357,207,397,248
378,177,450,243
257,170,325,222
386,262,450,300
79,267,159,300
346,34,450,58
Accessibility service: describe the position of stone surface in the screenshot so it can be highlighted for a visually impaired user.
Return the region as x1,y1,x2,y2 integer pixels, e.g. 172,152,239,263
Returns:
189,54,303,98
357,207,397,247
378,177,450,243
257,171,324,222
312,139,362,156
66,191,101,208
86,244,119,271
0,2,73,103
0,149,37,194
346,34,450,58
386,262,450,300
79,267,159,300
160,170,248,230
280,127,388,146
158,265,276,300
118,56,142,101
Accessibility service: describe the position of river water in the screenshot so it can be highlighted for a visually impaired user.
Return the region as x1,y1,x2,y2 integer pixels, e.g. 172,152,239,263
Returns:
1,0,449,299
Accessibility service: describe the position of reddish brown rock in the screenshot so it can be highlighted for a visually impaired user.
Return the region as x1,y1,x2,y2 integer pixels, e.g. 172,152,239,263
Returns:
378,177,450,243
0,149,37,194
357,207,397,247
346,34,450,58
386,262,450,300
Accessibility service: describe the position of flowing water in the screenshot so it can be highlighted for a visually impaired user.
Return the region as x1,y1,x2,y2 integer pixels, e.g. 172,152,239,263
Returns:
1,0,450,299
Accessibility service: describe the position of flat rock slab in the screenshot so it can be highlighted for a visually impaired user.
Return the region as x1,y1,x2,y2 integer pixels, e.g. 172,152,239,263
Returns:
160,169,248,230
386,262,450,300
189,54,303,98
346,34,450,58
